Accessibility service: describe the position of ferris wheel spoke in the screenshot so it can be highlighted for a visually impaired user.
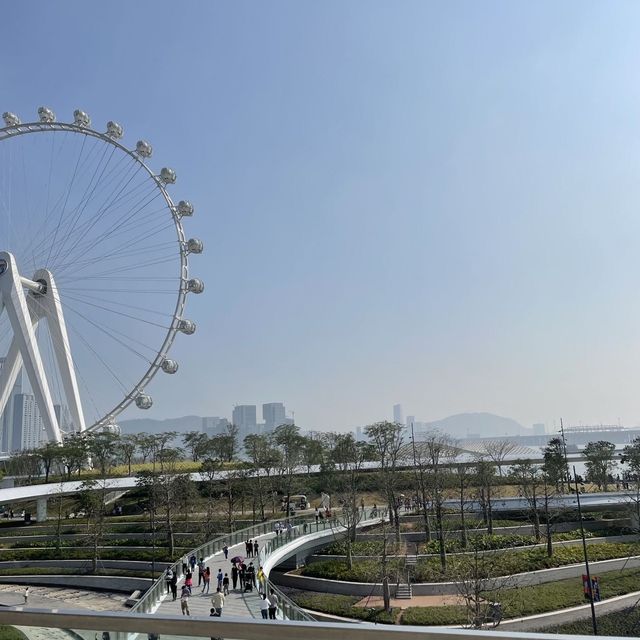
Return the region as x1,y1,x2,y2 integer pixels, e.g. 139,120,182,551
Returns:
59,291,172,331
44,158,150,271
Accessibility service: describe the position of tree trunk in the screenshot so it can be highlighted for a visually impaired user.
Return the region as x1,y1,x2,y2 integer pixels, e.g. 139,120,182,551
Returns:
487,482,493,535
460,480,467,549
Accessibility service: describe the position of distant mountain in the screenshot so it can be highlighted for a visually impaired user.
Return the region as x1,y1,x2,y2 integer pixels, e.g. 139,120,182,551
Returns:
421,412,527,438
119,415,203,435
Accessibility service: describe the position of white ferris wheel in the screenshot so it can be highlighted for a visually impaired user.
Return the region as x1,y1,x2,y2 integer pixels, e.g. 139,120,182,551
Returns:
0,107,204,443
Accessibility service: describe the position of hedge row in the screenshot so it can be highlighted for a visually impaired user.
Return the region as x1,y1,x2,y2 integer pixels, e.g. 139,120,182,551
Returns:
302,542,640,582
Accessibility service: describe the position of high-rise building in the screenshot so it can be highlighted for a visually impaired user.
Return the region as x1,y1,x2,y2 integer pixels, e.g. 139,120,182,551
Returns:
202,416,230,436
232,405,257,438
393,404,403,425
263,402,287,432
13,392,45,451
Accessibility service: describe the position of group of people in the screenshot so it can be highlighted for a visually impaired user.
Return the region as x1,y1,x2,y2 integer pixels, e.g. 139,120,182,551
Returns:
245,539,259,557
168,544,280,622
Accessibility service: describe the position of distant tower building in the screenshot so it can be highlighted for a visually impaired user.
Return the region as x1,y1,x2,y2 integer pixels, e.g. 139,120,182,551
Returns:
406,416,415,429
263,402,286,432
532,423,546,436
13,392,45,451
202,416,230,436
393,404,404,425
232,405,257,438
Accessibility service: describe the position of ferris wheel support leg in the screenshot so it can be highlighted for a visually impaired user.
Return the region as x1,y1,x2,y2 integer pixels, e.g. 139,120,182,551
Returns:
0,252,62,444
0,337,23,420
32,270,86,433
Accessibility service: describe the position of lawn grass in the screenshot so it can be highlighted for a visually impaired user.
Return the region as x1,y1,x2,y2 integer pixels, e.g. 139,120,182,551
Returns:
0,626,27,640
290,568,640,627
302,542,640,583
543,606,640,636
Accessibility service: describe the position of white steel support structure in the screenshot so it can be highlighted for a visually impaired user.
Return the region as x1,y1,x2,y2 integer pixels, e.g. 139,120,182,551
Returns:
0,251,85,443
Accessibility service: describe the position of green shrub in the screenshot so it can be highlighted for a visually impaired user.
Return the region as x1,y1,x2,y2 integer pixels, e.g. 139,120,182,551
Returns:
288,591,395,623
401,606,467,626
0,626,27,640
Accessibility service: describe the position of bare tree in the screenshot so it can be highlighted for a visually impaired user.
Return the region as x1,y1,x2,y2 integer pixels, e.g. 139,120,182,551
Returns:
365,421,404,543
483,439,517,477
331,433,371,569
509,459,542,542
415,431,457,570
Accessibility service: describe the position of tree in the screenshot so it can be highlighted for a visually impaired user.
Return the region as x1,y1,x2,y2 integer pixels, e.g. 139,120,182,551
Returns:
33,442,62,483
621,437,640,528
475,458,496,533
273,424,304,520
331,433,370,569
301,437,325,474
78,479,109,572
85,431,119,477
118,435,138,476
415,431,457,570
483,439,517,477
182,431,209,462
456,463,471,549
136,470,161,579
244,434,279,520
584,440,616,491
543,437,567,491
365,421,404,543
59,434,87,480
509,459,542,541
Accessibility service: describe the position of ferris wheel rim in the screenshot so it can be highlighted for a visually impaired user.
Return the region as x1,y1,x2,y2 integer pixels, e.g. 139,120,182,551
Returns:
0,118,191,432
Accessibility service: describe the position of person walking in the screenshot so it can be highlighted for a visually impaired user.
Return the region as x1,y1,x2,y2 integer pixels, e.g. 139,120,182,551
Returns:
184,571,193,595
268,591,278,619
211,588,225,617
257,566,265,595
222,543,229,560
231,563,239,590
314,507,319,524
216,568,223,591
23,587,29,605
222,572,229,595
198,558,206,586
189,554,197,573
247,562,256,588
182,554,189,575
170,572,178,601
253,540,259,557
259,593,270,619
180,585,190,616
164,567,173,594
202,567,211,594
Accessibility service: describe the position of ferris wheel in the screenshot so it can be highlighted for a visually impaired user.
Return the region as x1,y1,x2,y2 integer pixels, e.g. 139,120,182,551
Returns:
0,107,204,443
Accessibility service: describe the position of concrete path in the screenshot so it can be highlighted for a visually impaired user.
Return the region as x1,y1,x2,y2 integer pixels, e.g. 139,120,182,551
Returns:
154,534,280,622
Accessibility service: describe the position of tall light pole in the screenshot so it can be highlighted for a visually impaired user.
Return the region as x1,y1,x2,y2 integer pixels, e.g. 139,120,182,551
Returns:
574,465,598,635
559,418,570,492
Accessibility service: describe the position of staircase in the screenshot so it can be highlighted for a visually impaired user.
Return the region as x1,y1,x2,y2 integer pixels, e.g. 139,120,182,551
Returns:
396,555,417,599
395,583,413,599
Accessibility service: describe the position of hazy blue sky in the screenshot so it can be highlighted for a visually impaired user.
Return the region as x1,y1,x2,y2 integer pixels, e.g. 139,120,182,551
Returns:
4,1,640,431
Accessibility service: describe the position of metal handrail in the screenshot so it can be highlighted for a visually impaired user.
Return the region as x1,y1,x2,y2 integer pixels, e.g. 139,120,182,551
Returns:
132,506,387,618
0,606,608,640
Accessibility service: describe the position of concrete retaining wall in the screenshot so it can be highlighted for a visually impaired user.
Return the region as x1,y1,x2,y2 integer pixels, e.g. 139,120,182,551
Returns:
0,559,170,571
271,555,640,597
308,534,639,563
0,574,152,593
500,590,640,631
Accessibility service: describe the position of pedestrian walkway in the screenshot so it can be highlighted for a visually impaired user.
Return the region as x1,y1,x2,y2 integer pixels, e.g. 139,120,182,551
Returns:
155,534,278,621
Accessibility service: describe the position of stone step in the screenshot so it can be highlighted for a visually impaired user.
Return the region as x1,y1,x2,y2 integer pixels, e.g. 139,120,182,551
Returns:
395,585,412,599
